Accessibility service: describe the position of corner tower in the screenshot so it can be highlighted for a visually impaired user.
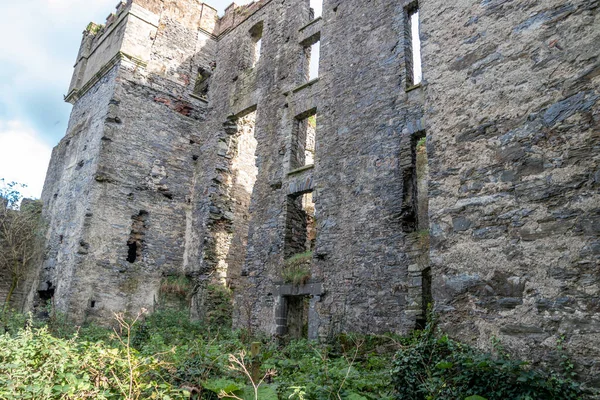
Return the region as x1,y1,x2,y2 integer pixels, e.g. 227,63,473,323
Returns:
39,0,218,321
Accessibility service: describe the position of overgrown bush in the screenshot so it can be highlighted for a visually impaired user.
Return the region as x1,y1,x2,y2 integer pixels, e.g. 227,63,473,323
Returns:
267,335,397,400
391,318,583,400
0,323,189,399
204,283,234,327
0,308,585,400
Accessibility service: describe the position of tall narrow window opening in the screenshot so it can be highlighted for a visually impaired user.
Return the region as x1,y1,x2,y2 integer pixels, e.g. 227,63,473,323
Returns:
281,190,316,341
401,132,431,329
300,34,321,83
310,0,322,19
415,134,429,231
291,110,317,170
284,191,316,258
405,4,422,87
250,22,264,68
308,41,320,81
419,266,433,328
401,133,428,232
126,210,148,263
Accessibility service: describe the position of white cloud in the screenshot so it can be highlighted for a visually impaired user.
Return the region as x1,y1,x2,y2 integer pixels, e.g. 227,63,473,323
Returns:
0,0,118,144
0,120,52,199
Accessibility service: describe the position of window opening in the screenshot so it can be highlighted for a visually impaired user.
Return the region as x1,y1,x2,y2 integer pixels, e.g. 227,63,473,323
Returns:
250,22,264,68
286,295,310,339
401,132,431,329
255,38,262,66
405,5,422,87
308,41,320,81
401,133,428,232
223,109,259,282
300,34,320,83
310,0,322,19
210,108,258,285
417,267,432,329
193,65,214,100
291,111,317,170
284,191,316,258
126,210,148,263
415,134,429,231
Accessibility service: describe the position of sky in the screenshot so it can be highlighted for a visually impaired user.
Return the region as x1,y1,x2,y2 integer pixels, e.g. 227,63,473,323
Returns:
0,0,267,199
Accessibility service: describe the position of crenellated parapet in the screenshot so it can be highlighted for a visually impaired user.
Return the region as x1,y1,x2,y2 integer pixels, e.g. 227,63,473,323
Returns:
65,0,218,104
216,0,272,36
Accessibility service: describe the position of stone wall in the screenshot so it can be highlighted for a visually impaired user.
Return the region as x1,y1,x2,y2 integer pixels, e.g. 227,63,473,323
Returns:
40,65,120,318
37,0,599,391
40,0,217,322
421,0,600,389
191,0,424,338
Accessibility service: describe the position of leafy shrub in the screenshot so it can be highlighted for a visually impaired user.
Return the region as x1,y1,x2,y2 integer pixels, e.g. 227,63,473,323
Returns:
204,283,234,328
0,325,188,399
0,309,586,400
0,309,30,335
391,319,583,400
266,337,396,399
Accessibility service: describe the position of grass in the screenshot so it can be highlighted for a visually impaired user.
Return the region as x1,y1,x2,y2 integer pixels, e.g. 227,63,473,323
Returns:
281,251,313,286
160,275,193,298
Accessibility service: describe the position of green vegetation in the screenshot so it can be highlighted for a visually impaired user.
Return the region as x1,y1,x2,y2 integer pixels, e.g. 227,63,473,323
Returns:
202,283,234,328
392,317,583,400
0,180,45,312
0,312,188,400
0,309,401,400
160,275,194,298
85,22,104,35
281,251,313,285
0,307,584,399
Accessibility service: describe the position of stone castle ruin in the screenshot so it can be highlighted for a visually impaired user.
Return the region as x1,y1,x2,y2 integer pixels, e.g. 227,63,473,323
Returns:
17,0,600,387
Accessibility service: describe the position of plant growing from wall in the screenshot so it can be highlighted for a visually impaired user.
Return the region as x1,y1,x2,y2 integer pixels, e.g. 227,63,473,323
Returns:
160,275,193,298
281,251,313,286
85,22,104,35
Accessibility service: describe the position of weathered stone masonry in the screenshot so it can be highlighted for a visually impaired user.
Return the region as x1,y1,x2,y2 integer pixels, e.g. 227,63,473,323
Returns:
34,0,598,391
421,0,600,387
